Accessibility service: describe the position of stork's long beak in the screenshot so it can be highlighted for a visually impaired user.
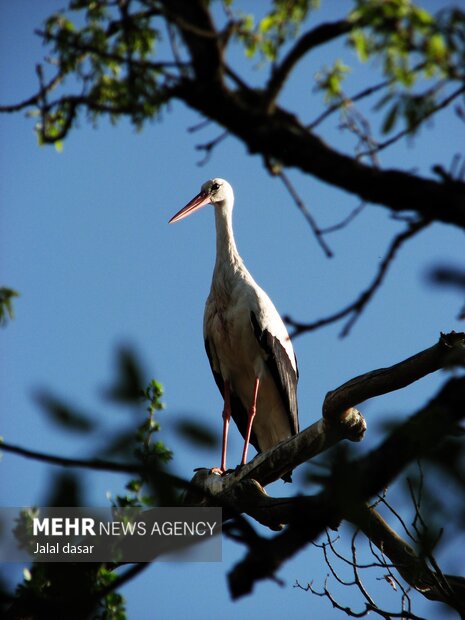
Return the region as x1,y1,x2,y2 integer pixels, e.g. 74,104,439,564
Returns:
169,191,211,224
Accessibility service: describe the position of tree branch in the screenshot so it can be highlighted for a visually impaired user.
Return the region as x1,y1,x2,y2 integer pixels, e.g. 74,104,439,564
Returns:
359,85,465,159
3,333,462,498
227,376,465,599
170,12,465,231
189,332,464,495
323,331,465,421
348,504,465,614
0,439,191,492
286,219,430,338
278,170,333,257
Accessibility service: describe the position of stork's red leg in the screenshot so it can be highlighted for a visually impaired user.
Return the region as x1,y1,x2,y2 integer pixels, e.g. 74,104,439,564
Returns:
210,381,231,475
220,380,231,472
241,377,260,465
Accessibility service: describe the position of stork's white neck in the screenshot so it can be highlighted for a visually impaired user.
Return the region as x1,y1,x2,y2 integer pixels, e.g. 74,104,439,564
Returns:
213,203,241,269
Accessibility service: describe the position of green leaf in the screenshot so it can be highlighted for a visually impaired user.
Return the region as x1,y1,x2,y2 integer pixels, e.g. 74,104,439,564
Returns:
382,101,400,134
105,347,146,405
0,287,19,326
175,419,217,448
34,391,96,433
351,29,370,62
427,33,447,62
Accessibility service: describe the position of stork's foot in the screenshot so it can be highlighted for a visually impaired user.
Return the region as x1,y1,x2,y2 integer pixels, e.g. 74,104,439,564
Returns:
209,466,234,476
209,467,224,476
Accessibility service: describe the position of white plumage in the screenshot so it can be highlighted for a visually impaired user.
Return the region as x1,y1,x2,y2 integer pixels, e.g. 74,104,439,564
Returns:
169,178,299,480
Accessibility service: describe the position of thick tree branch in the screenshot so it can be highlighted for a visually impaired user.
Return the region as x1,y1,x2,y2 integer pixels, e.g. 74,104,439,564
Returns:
227,376,465,599
189,332,464,492
178,77,465,229
3,333,462,495
4,1,465,231
323,331,465,421
160,1,465,230
159,0,223,81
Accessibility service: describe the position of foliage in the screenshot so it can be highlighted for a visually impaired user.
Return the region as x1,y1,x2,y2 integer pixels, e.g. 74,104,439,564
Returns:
236,0,320,60
5,0,463,147
348,1,465,134
1,1,465,618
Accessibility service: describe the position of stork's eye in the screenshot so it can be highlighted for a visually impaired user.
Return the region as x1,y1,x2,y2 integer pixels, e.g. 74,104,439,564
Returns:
211,182,220,192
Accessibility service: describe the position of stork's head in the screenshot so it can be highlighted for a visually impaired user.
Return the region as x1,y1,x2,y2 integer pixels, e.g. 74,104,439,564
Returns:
169,178,234,224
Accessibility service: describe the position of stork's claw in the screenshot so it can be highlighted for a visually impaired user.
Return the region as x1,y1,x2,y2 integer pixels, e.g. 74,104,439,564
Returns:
209,467,234,476
209,467,224,476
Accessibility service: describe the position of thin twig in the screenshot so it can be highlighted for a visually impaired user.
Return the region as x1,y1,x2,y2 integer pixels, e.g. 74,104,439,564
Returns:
188,118,212,133
350,530,378,609
308,77,392,131
320,202,366,235
321,538,356,586
278,171,333,258
0,68,65,113
371,534,414,611
295,577,426,619
0,439,189,489
376,495,418,545
307,62,427,132
195,130,228,165
325,529,393,569
341,106,380,167
359,85,465,158
286,219,429,338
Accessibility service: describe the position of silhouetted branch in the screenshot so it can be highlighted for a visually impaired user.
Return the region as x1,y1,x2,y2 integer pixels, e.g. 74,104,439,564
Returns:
320,202,366,235
0,69,64,113
295,578,425,619
195,130,228,165
227,376,465,600
308,78,393,130
359,84,465,158
184,332,465,496
0,440,139,473
323,331,465,421
0,440,190,491
286,219,430,338
348,503,465,613
278,170,333,257
4,332,463,507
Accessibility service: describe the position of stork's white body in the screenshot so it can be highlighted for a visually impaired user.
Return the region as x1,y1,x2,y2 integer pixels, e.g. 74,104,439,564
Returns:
169,178,299,477
204,204,296,452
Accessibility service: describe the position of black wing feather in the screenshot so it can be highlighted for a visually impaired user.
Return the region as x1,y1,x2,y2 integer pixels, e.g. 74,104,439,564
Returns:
250,312,299,482
250,311,299,436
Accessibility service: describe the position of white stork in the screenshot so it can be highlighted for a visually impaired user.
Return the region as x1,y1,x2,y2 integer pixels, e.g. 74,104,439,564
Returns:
169,178,299,481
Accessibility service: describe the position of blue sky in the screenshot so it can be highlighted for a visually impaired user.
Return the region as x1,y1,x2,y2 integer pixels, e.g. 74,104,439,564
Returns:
1,1,464,618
